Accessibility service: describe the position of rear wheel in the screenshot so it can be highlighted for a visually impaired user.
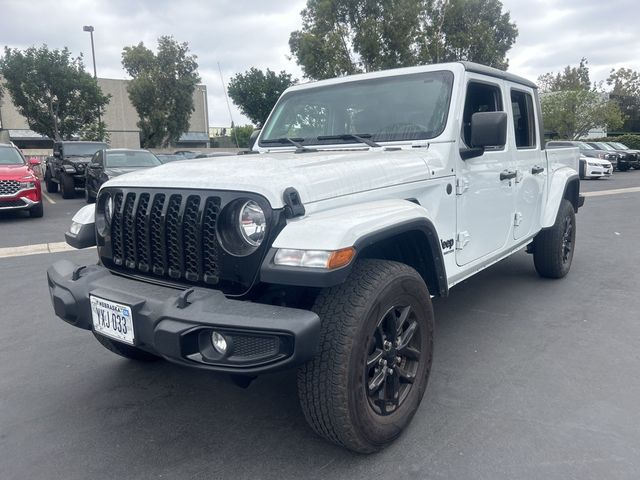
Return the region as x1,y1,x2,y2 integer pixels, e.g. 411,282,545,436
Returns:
533,199,576,278
45,169,58,193
93,332,160,361
60,173,75,199
298,259,434,453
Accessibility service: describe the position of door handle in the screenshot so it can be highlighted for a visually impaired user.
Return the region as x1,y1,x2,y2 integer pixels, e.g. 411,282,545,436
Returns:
500,170,517,181
531,165,545,174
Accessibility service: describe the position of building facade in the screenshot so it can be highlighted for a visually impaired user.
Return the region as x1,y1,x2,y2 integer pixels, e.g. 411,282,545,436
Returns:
0,77,209,149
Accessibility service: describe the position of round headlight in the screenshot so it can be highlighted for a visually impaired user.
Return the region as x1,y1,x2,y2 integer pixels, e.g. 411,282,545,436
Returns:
238,200,266,247
105,195,114,224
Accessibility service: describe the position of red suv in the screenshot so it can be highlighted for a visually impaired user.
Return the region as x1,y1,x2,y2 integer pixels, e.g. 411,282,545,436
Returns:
0,143,44,218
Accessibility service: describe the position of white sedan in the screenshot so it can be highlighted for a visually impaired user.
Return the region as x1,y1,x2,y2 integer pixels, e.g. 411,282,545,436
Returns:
580,155,612,179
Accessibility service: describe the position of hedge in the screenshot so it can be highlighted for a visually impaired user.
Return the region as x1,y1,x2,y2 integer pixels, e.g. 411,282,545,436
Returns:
585,134,640,149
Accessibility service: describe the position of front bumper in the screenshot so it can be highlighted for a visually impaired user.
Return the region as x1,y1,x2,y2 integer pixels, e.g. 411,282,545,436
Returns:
47,260,321,374
585,164,612,178
0,192,41,211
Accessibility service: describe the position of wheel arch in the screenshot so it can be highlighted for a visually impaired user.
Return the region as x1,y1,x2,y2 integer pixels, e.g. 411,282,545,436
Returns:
260,200,448,297
541,169,581,228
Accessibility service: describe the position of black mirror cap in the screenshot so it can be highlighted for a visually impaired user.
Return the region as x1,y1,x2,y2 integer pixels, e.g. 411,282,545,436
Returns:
470,111,508,148
249,129,261,149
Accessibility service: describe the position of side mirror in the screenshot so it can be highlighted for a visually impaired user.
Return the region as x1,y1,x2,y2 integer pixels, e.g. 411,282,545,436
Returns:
65,204,96,249
28,158,41,166
53,151,61,158
249,129,261,149
470,111,508,148
90,162,101,169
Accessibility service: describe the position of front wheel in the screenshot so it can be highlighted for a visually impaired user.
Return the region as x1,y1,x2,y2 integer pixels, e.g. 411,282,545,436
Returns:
85,186,95,204
45,169,58,193
297,259,434,453
533,199,576,278
60,173,75,199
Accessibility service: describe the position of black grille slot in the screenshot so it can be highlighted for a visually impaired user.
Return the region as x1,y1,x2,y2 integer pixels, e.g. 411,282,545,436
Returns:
111,193,124,265
183,196,201,281
165,195,182,278
202,197,221,285
135,193,150,272
149,193,166,275
122,193,136,268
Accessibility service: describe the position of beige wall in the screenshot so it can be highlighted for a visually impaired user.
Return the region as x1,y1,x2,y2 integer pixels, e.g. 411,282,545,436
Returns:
0,76,208,149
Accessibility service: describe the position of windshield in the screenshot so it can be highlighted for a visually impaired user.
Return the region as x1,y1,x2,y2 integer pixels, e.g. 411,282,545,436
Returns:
595,142,615,151
576,142,593,149
63,142,108,156
105,151,161,168
0,147,25,165
611,142,628,149
261,71,454,146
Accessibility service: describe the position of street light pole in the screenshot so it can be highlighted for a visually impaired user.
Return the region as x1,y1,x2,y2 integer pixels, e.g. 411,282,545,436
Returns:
82,25,97,78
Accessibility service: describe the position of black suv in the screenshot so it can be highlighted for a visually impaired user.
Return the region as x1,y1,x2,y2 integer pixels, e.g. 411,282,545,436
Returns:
586,142,635,171
45,141,108,198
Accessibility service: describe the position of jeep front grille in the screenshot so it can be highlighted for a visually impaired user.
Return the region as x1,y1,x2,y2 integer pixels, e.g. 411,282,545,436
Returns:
0,180,20,196
98,188,279,295
109,191,221,285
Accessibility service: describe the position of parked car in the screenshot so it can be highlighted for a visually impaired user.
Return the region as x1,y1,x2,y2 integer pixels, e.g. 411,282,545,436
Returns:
155,153,183,163
579,154,612,179
546,141,615,178
0,143,43,217
85,149,161,203
174,150,201,159
45,141,109,198
603,142,640,170
585,142,632,171
51,61,583,453
194,152,237,159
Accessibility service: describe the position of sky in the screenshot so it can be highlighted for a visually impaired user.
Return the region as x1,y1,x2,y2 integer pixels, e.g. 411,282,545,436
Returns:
1,0,639,128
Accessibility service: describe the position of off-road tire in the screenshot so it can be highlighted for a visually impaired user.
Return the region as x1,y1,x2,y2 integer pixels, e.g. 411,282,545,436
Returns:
298,259,434,453
45,169,58,193
618,164,630,172
29,202,44,218
533,199,576,278
60,173,75,199
93,332,160,361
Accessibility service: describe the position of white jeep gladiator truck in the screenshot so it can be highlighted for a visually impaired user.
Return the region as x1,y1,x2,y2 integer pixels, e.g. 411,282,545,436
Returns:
48,61,583,453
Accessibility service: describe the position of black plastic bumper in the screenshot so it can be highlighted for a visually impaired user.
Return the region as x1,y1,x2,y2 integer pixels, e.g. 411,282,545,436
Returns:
47,260,321,374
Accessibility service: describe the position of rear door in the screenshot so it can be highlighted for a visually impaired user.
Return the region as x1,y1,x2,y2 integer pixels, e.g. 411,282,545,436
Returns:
508,86,545,240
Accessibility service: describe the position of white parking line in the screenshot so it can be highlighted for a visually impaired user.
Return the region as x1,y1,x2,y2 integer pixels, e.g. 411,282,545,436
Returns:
0,242,94,259
583,186,640,197
42,192,56,204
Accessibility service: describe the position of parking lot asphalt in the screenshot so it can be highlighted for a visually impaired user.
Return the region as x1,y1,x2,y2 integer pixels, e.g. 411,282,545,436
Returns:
1,171,640,479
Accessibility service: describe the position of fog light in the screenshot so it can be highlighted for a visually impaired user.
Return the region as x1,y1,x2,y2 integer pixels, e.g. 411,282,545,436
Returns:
211,331,228,354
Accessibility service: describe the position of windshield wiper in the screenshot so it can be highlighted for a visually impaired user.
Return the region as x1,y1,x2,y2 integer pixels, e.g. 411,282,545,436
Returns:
316,134,380,148
261,137,317,153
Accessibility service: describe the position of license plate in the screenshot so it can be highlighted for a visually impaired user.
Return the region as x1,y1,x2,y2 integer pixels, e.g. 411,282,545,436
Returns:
90,295,135,345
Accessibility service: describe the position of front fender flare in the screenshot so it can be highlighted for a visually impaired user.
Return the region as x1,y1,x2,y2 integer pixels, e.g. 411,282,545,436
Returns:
260,199,447,295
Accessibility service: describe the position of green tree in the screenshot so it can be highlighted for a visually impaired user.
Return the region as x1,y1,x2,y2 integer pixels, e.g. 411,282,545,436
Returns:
233,124,256,148
289,0,518,80
537,57,591,93
0,45,110,141
541,90,623,140
538,59,624,139
607,67,640,133
122,36,200,148
227,68,296,127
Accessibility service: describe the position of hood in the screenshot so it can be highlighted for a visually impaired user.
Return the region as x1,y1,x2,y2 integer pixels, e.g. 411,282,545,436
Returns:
66,156,93,163
104,149,438,208
0,164,33,180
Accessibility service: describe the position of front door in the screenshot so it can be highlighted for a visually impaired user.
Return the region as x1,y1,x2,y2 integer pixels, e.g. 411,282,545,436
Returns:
456,78,515,266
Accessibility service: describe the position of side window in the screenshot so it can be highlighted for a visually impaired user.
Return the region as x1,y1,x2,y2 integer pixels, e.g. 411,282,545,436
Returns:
510,90,536,148
462,82,503,148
